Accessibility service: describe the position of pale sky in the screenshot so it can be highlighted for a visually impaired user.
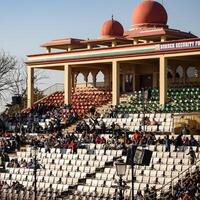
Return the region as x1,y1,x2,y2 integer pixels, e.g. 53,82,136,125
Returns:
0,0,200,109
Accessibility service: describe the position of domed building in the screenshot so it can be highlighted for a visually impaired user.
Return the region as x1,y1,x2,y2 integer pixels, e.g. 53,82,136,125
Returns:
126,0,195,42
101,18,124,38
26,0,200,109
132,0,168,28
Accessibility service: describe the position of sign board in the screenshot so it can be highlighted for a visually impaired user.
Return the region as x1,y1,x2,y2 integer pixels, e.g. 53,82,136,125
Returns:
159,40,200,51
126,145,152,166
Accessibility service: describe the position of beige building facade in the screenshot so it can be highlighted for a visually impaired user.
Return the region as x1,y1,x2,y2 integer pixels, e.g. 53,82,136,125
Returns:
26,1,200,109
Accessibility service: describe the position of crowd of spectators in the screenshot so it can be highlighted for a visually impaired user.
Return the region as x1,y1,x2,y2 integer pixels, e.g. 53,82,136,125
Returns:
3,120,199,171
159,167,200,200
76,114,199,151
3,103,79,134
0,104,79,158
0,104,200,199
0,180,25,194
0,132,23,153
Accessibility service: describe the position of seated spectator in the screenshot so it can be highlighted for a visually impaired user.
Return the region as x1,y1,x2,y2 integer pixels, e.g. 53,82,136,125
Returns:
189,135,198,146
144,117,151,125
133,130,140,144
175,134,183,151
135,190,143,200
19,159,27,168
150,118,158,125
27,159,34,169
157,158,162,164
156,136,164,145
144,184,150,194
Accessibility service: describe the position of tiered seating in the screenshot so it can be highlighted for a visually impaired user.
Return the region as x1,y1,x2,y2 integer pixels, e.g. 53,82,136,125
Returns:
0,145,115,199
1,135,199,199
97,113,173,133
36,87,112,115
67,138,200,199
117,87,200,113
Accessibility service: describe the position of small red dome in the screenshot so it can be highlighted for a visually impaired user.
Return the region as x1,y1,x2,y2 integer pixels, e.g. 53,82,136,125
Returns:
132,0,168,27
101,19,124,37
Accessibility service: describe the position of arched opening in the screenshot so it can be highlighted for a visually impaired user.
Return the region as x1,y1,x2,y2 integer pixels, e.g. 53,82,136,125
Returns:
167,71,173,79
167,68,173,79
96,71,104,87
87,72,93,87
176,66,183,78
76,72,84,86
186,66,198,78
175,66,183,84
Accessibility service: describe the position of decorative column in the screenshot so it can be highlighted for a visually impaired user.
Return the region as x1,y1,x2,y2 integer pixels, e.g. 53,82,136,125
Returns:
133,39,138,45
27,67,34,108
103,68,109,89
153,72,158,88
91,70,98,87
83,72,89,87
112,41,117,47
71,71,75,89
132,73,136,91
46,47,51,53
161,36,167,42
64,64,72,105
122,74,125,93
112,61,120,105
171,68,176,84
74,73,78,89
159,56,168,105
182,66,187,85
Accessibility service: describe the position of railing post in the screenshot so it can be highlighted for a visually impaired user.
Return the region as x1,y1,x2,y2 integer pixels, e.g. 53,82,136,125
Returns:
171,181,174,196
156,160,200,200
189,165,192,176
180,173,183,187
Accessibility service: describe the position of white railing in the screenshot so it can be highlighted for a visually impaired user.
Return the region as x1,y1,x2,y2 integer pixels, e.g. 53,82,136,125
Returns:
42,82,106,97
145,159,200,200
42,83,64,96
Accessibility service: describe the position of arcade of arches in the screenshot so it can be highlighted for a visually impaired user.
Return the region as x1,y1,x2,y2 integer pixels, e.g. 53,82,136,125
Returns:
66,57,200,93
27,55,200,108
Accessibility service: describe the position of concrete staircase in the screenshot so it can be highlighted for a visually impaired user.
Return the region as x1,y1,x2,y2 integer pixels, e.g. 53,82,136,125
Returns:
64,101,113,133
96,101,112,115
120,94,129,104
64,94,130,133
65,123,77,133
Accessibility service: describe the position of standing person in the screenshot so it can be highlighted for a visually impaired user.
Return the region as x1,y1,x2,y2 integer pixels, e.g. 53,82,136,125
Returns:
164,135,171,152
89,106,96,116
99,119,106,134
135,190,144,200
175,134,183,152
187,147,197,165
44,138,50,153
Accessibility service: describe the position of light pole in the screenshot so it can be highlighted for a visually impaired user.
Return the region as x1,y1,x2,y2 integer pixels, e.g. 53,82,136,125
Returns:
115,159,127,200
131,145,136,200
31,145,38,200
141,88,146,133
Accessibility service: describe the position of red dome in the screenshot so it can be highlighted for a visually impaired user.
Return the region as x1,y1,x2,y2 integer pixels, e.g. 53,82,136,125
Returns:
101,19,124,37
132,0,168,27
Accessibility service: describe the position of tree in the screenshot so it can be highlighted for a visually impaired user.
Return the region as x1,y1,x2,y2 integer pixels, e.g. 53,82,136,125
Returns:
9,64,48,109
9,62,48,98
0,50,18,99
0,51,48,114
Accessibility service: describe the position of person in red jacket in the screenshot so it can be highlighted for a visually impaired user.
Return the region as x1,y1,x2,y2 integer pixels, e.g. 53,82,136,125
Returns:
133,130,140,144
182,191,192,200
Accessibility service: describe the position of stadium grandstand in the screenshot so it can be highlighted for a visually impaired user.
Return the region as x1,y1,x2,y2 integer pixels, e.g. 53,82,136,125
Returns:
1,0,200,199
